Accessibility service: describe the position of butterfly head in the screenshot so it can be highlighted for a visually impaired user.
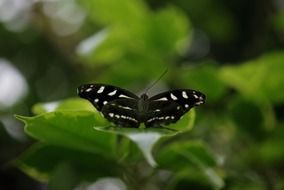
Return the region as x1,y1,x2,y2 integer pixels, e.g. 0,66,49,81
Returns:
140,93,149,100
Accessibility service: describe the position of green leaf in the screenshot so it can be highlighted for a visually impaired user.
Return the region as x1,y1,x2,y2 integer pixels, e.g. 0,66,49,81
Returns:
156,141,216,169
228,97,265,139
166,169,216,190
219,51,284,103
17,100,195,169
156,141,223,189
17,143,120,182
48,163,79,190
257,124,284,165
15,111,116,158
94,109,196,167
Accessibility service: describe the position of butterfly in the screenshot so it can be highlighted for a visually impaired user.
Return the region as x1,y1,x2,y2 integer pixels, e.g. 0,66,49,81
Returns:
77,84,205,128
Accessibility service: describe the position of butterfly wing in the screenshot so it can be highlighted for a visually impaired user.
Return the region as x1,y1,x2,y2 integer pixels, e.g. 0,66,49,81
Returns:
77,84,139,111
144,89,205,127
78,84,140,127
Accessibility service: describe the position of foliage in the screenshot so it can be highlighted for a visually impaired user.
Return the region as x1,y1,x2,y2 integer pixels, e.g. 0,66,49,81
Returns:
1,0,284,189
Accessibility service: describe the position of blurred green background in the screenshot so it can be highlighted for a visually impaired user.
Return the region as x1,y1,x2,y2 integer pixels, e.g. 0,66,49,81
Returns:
1,0,284,189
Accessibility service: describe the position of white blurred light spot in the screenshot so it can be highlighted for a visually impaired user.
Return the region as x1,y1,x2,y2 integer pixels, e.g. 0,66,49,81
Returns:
43,0,86,36
1,114,27,141
0,59,28,109
204,168,224,189
0,0,31,22
0,0,33,31
43,101,59,112
75,178,126,190
76,29,109,56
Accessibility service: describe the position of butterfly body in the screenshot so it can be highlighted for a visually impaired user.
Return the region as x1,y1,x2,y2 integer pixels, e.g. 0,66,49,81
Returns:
78,84,205,128
137,94,149,113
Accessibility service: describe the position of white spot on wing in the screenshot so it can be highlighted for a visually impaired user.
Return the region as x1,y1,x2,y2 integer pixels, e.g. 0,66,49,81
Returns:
108,90,117,96
94,99,99,103
171,116,175,119
195,101,203,105
170,93,178,100
119,94,131,98
165,116,170,120
154,109,160,112
118,105,132,110
182,91,188,99
125,116,138,123
193,94,199,99
86,88,92,92
156,97,168,101
185,104,189,108
115,114,120,118
97,86,105,93
103,101,108,105
109,113,114,117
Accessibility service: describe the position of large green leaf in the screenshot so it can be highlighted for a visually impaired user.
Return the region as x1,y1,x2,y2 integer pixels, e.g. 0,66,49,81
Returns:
17,143,120,182
219,51,284,103
156,141,224,189
15,111,117,158
16,96,196,169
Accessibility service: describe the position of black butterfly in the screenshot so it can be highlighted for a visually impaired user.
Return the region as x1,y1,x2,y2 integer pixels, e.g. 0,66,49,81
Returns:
77,84,205,128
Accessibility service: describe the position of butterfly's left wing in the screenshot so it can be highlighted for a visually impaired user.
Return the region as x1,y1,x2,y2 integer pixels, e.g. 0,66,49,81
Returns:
77,84,140,127
144,89,205,127
77,83,139,111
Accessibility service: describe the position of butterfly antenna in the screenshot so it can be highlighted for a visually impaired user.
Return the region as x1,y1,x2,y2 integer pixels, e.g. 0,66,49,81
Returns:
145,69,168,94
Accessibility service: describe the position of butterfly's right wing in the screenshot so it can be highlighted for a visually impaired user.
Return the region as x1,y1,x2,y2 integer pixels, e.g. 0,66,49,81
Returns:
144,89,205,127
